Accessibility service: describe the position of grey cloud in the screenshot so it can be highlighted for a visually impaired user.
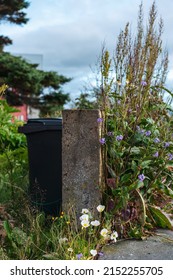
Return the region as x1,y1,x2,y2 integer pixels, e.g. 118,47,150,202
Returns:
3,0,173,98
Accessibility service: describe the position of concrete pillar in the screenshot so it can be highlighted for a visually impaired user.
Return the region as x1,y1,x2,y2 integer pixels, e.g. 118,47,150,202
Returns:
62,110,103,219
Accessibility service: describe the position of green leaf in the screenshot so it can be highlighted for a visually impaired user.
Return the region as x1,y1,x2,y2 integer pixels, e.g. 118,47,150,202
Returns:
106,165,116,178
3,220,12,240
135,190,146,226
128,180,144,191
43,254,57,260
130,146,141,154
140,160,152,169
120,173,132,183
148,205,173,229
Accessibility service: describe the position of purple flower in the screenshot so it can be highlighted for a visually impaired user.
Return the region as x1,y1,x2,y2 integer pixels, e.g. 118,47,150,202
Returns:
136,126,144,134
164,142,170,148
138,174,145,182
107,131,114,137
145,130,151,136
97,117,103,123
76,253,83,260
99,138,106,145
116,135,123,141
154,138,160,143
167,153,173,160
153,151,159,157
141,81,147,86
98,252,104,257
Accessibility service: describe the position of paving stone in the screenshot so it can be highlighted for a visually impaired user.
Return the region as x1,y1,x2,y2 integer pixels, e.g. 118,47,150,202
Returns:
99,229,173,260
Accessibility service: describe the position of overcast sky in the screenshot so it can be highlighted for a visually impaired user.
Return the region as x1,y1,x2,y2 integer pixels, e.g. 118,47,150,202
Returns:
2,0,173,101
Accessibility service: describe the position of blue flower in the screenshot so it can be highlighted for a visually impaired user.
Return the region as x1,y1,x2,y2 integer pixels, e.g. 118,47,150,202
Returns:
99,138,106,145
141,81,147,86
167,153,173,160
76,253,83,260
145,131,151,136
116,135,123,141
136,126,144,134
153,151,159,157
97,117,103,123
154,138,160,143
138,174,145,182
164,142,170,148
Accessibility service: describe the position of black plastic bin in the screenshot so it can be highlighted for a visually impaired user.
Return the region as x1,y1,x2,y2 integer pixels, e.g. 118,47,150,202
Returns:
18,118,62,216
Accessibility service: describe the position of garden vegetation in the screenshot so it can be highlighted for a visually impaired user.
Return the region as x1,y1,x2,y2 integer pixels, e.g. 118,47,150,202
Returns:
0,1,173,259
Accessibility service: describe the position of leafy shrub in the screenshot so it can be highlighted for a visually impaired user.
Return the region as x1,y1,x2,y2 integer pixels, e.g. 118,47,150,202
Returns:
95,2,173,237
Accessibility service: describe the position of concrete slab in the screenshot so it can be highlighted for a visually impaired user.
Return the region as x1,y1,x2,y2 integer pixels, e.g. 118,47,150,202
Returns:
99,229,173,260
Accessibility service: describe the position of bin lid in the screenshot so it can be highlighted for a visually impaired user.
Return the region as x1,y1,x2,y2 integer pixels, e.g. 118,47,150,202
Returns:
18,118,62,134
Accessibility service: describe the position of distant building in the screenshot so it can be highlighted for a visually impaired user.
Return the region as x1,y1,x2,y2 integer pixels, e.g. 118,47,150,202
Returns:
12,53,43,121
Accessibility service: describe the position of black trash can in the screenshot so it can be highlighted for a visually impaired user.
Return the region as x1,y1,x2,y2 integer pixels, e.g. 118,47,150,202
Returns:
18,118,62,216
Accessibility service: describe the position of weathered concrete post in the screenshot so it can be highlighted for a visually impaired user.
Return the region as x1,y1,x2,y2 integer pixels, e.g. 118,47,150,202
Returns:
62,110,103,219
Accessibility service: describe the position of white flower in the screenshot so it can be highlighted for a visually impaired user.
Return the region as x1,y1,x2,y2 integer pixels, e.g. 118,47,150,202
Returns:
97,205,105,212
81,220,90,228
90,249,97,257
81,208,89,214
111,231,118,242
100,228,109,237
91,220,100,226
59,237,68,244
80,214,89,221
68,248,73,252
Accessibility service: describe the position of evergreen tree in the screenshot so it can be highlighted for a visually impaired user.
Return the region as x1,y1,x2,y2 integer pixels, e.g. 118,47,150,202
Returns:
0,52,71,114
0,0,71,115
0,0,29,50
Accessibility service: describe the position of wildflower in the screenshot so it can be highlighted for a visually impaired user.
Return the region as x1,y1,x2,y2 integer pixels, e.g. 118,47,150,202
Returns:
90,249,97,257
141,81,147,86
81,208,89,214
145,130,151,136
116,135,123,141
68,248,73,252
111,231,118,242
164,142,170,148
153,151,159,157
154,138,160,143
98,252,104,257
136,126,144,134
80,214,89,221
126,79,130,84
140,129,145,134
91,220,100,226
52,216,58,221
167,153,173,160
66,221,70,224
97,117,103,123
100,228,109,238
99,138,106,145
76,253,83,260
107,131,114,136
116,80,121,86
59,237,68,244
117,100,121,104
97,205,105,212
81,220,90,228
138,174,145,182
